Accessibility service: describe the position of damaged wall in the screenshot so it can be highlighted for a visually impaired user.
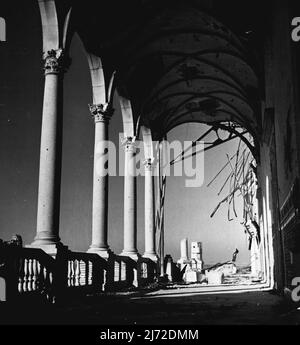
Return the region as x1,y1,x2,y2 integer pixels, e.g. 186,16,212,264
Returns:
262,0,300,291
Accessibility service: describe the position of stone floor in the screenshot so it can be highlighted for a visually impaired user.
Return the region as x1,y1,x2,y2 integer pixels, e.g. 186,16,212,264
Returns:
1,288,300,325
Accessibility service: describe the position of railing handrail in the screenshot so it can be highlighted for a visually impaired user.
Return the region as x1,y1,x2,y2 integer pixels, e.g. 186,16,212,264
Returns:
13,246,55,267
64,250,107,268
112,254,136,264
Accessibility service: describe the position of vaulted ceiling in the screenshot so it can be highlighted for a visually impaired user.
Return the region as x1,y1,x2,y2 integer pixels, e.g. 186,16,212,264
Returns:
74,0,267,140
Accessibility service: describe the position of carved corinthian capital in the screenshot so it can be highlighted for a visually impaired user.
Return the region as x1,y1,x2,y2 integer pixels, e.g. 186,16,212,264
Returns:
89,103,114,123
43,49,65,75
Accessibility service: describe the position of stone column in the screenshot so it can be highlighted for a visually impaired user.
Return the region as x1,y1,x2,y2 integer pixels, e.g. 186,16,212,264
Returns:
143,158,158,261
31,49,66,254
121,137,139,260
88,104,113,258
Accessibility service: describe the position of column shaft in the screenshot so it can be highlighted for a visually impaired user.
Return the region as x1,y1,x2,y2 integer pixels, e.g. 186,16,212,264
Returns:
33,49,64,248
88,104,113,256
143,160,157,261
121,138,138,258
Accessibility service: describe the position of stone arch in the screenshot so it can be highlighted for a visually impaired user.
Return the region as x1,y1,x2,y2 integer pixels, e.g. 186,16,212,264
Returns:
38,0,60,50
38,0,72,51
141,125,154,162
118,95,136,138
86,53,116,106
87,53,106,104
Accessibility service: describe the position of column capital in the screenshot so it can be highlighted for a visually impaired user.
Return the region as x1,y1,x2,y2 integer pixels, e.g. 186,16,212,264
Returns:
89,103,114,123
43,48,69,75
121,136,137,152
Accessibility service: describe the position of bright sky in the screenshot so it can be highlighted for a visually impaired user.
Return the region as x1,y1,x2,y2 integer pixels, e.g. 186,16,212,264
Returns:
164,124,250,265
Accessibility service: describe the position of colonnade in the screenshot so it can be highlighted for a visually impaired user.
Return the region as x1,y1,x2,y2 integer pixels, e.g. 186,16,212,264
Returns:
30,47,158,262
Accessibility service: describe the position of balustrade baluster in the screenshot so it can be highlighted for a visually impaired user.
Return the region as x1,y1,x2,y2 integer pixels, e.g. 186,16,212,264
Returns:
114,260,118,282
89,261,93,286
42,265,47,286
121,261,126,281
85,261,89,286
37,260,41,289
67,260,72,287
49,271,53,287
79,260,86,286
71,260,75,286
75,260,80,286
23,259,28,292
28,259,33,291
32,259,38,290
18,259,24,293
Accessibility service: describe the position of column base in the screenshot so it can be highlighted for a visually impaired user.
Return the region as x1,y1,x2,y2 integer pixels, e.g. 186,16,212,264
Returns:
87,247,112,259
143,252,159,262
119,251,140,261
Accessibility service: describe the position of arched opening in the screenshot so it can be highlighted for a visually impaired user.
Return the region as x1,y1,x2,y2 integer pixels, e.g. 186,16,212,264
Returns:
152,120,271,290
106,4,270,290
72,0,280,292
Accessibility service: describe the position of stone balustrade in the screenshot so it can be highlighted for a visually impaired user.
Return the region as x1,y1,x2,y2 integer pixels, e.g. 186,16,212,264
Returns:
0,244,56,303
0,239,158,303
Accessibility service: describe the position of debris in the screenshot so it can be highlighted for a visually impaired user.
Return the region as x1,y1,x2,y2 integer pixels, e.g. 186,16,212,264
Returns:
206,270,224,285
185,270,205,283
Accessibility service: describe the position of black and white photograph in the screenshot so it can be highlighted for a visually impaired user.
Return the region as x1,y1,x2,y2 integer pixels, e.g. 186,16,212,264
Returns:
0,0,300,335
